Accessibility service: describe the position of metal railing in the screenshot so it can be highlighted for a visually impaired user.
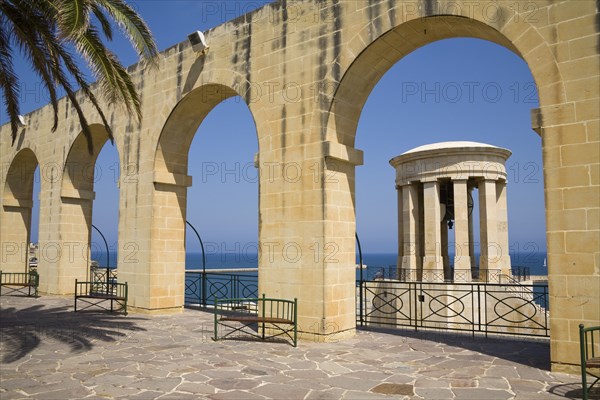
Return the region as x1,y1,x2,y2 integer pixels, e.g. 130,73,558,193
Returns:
356,279,549,337
392,268,502,283
500,274,549,312
511,266,531,281
185,270,258,307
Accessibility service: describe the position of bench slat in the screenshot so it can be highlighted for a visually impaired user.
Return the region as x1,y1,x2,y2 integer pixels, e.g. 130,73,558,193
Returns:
214,294,297,346
74,280,128,314
221,316,294,325
0,271,39,297
587,357,600,369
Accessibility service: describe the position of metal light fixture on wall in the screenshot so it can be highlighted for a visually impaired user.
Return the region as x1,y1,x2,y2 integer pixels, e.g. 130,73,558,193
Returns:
188,31,209,54
17,115,27,127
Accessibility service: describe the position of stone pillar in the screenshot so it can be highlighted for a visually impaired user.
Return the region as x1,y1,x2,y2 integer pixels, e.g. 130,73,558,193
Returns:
496,180,511,276
401,183,420,280
479,179,500,282
453,180,471,279
0,202,32,273
42,192,95,294
422,181,443,281
1,151,37,273
440,219,449,281
122,173,191,313
468,185,476,279
396,185,404,277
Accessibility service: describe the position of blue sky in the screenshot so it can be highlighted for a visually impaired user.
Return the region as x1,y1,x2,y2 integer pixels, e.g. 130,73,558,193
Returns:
7,1,546,258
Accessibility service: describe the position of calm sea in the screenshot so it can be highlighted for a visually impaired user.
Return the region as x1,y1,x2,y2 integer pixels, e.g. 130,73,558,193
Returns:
91,250,548,278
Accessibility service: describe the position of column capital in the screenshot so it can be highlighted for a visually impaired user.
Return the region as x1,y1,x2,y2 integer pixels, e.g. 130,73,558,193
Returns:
398,181,421,188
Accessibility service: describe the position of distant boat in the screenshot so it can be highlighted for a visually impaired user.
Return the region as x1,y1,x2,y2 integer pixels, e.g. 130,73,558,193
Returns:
543,258,547,268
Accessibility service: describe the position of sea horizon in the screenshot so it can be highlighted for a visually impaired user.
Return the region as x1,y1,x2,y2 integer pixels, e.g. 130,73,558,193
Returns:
91,250,548,277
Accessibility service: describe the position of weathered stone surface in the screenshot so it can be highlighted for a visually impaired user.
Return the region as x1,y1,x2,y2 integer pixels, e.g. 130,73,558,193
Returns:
371,382,414,395
0,295,585,400
251,383,310,399
453,388,513,400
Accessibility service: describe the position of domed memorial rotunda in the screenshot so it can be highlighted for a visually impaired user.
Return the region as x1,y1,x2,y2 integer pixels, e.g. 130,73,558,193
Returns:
389,142,512,283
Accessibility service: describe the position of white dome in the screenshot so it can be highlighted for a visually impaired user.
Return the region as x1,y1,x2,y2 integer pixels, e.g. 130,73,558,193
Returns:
402,141,499,155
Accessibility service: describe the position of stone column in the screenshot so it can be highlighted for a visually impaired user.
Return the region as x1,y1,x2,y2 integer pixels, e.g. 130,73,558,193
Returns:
468,185,476,279
0,202,32,273
124,172,191,313
479,179,500,281
43,192,95,294
1,151,37,273
396,185,404,277
422,181,443,281
496,180,511,276
440,219,449,281
453,180,471,279
401,183,420,280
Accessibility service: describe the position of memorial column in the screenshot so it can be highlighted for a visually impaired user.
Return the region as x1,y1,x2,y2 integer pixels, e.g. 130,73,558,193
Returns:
401,183,420,278
422,180,443,281
453,179,471,280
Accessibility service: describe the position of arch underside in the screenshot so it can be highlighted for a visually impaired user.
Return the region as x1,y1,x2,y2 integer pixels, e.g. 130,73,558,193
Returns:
315,13,557,341
327,16,540,147
1,148,39,273
52,125,115,292
139,83,259,311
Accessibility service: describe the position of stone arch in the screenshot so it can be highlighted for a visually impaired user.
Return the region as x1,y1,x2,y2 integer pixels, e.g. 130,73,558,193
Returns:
154,83,257,176
47,125,118,294
1,148,39,272
308,12,560,342
62,124,118,196
320,15,562,147
141,82,260,312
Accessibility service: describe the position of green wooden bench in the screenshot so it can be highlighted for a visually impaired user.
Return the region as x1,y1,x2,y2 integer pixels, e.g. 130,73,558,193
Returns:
74,279,128,315
214,294,297,347
580,324,600,400
0,270,39,297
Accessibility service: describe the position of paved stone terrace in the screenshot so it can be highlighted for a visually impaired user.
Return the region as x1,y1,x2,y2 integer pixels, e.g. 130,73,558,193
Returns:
0,295,593,400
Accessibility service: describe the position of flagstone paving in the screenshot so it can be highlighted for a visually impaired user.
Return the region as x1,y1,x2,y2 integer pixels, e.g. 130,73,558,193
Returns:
0,295,594,399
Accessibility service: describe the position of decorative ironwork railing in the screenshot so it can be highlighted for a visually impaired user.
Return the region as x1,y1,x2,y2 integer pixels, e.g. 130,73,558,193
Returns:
90,267,118,295
185,270,258,307
511,266,531,281
391,268,502,283
356,280,549,337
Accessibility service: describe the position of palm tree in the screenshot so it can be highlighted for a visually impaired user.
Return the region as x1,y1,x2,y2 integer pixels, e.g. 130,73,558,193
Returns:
0,0,159,153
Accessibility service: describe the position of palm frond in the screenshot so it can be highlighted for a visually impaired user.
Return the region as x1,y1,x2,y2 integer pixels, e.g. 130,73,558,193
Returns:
56,39,114,143
91,3,113,41
56,0,92,39
1,0,158,152
0,17,21,143
95,0,158,65
0,1,61,135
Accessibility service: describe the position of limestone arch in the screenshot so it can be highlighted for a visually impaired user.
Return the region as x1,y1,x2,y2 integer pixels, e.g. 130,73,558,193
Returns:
50,125,119,293
62,124,120,196
313,14,554,337
154,83,259,176
148,82,261,310
321,14,562,147
1,148,39,272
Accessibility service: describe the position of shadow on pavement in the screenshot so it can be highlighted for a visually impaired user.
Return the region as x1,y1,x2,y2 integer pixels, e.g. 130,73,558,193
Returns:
548,382,600,399
359,326,551,370
0,303,147,363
